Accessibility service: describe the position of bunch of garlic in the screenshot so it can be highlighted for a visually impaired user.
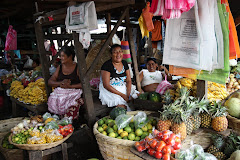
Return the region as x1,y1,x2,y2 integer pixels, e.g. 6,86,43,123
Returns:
226,73,240,94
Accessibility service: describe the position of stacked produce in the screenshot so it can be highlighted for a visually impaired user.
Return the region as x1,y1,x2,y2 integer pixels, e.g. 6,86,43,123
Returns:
224,91,240,118
159,87,228,141
226,73,240,94
206,131,240,160
10,78,47,105
1,133,15,149
135,129,182,159
138,92,161,102
96,109,157,141
10,113,73,145
207,81,228,102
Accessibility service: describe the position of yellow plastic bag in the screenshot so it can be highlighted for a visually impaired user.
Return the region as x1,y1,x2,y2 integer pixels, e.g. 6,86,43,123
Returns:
138,14,149,38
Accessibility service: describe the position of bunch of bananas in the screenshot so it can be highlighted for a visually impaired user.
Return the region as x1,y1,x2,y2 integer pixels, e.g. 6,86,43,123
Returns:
207,81,228,102
10,78,47,105
10,81,24,98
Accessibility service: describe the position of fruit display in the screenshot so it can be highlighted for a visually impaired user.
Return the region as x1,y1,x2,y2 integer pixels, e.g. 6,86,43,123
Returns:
9,78,47,105
224,91,240,118
138,92,161,102
207,81,228,102
226,73,240,94
135,129,182,159
10,113,73,145
1,133,16,149
96,112,157,141
176,144,217,160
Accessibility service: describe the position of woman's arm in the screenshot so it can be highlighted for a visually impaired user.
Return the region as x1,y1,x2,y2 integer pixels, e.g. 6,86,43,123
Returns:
48,66,62,87
159,65,172,81
101,70,129,101
138,71,144,93
125,69,132,98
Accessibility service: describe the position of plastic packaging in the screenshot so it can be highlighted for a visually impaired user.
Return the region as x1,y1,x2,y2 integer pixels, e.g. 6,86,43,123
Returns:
44,121,59,130
52,114,59,121
58,117,72,126
115,114,133,129
43,112,52,121
190,144,204,156
133,111,147,128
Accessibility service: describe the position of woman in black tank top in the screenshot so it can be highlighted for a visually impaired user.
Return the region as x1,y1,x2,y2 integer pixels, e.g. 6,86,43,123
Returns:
47,46,83,120
48,47,82,89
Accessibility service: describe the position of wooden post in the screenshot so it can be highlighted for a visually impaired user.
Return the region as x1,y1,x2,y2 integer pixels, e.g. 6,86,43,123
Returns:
12,101,17,117
106,12,112,46
86,7,128,77
61,143,68,160
197,80,207,99
29,150,42,160
34,22,52,97
72,32,96,127
148,32,153,57
125,8,141,91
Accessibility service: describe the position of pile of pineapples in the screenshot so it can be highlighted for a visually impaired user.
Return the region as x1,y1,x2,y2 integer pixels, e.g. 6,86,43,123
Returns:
207,131,240,160
158,87,228,141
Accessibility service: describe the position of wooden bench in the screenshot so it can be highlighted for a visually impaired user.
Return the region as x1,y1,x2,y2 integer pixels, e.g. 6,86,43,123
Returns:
10,97,48,117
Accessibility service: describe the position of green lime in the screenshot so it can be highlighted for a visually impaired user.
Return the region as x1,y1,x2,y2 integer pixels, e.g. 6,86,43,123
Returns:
108,132,116,138
124,126,132,133
113,124,118,131
97,126,104,133
116,136,122,139
141,132,149,139
102,124,108,131
115,132,119,137
123,136,128,140
134,136,141,141
24,131,28,135
106,119,113,125
118,129,124,135
102,117,107,123
128,133,136,141
129,122,135,129
107,128,114,134
120,131,128,138
141,125,148,132
108,121,115,127
147,123,153,130
135,128,143,137
98,119,104,126
15,137,19,142
102,131,107,135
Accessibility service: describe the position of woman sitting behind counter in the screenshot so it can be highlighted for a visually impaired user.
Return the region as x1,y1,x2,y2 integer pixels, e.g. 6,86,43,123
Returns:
47,46,83,119
139,57,172,93
99,44,139,110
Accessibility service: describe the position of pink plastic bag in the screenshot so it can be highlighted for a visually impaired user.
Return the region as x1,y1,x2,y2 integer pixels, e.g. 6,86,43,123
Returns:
155,75,172,95
4,25,17,51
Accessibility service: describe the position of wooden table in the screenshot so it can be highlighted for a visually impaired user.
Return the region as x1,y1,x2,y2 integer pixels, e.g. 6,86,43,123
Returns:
10,97,48,117
28,142,73,160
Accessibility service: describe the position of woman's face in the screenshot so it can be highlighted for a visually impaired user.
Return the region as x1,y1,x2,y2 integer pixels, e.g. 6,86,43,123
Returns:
147,60,158,72
111,47,123,63
60,51,72,64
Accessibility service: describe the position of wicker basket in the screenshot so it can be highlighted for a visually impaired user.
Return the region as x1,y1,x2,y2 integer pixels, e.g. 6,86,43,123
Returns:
222,89,240,134
8,132,73,150
93,111,156,160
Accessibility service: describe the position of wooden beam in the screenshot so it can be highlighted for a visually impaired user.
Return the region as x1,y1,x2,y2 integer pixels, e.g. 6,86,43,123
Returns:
125,8,141,91
72,31,96,127
42,0,129,2
235,16,240,27
34,22,52,97
96,1,134,12
196,80,207,99
45,33,108,40
106,13,111,35
86,7,128,77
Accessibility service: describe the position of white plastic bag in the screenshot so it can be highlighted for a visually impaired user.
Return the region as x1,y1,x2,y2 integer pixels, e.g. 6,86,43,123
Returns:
24,56,33,68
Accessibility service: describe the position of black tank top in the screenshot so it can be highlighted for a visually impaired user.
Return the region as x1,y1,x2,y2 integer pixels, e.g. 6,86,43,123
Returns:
57,64,81,85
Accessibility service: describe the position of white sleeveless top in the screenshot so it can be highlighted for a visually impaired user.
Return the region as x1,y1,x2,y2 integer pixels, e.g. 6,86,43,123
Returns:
141,69,163,87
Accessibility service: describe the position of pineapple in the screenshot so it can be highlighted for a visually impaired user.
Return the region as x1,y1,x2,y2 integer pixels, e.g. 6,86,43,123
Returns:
210,102,228,132
207,145,220,154
212,151,226,160
157,109,172,131
190,115,201,131
171,109,187,141
185,118,193,135
200,112,212,128
211,134,225,149
162,90,173,105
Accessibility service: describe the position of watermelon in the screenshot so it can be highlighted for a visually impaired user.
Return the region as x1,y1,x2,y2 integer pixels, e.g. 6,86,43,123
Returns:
148,92,161,102
109,107,126,119
138,92,149,100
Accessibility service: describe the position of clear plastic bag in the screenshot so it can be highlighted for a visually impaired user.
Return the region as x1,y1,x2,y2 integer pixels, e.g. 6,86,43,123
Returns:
190,144,204,156
133,112,147,128
44,121,59,130
52,114,59,121
58,117,72,126
115,114,133,130
43,112,52,121
204,153,217,160
175,149,194,160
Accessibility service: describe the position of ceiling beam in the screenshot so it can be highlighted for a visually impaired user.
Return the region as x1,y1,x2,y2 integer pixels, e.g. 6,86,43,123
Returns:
41,0,128,2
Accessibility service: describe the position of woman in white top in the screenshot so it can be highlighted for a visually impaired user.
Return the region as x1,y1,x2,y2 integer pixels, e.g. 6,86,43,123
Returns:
139,57,172,92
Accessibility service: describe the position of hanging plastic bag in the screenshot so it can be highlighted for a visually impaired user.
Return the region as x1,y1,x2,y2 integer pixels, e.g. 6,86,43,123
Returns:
4,25,17,51
24,56,33,68
142,2,154,31
112,34,121,45
155,75,172,95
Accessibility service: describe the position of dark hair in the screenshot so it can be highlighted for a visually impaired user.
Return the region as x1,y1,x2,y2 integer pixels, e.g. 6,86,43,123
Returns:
110,44,122,54
146,57,157,63
32,58,40,65
60,46,75,61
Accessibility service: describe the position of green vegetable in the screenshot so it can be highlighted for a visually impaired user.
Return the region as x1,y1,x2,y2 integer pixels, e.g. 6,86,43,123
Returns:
225,97,240,118
138,92,149,100
109,107,126,120
148,92,161,102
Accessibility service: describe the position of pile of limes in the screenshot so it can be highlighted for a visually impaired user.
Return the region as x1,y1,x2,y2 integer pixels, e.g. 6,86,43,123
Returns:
97,117,157,141
12,130,31,144
2,133,15,149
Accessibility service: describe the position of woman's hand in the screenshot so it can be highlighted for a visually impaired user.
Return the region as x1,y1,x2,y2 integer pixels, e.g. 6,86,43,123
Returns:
121,94,130,102
60,79,71,88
